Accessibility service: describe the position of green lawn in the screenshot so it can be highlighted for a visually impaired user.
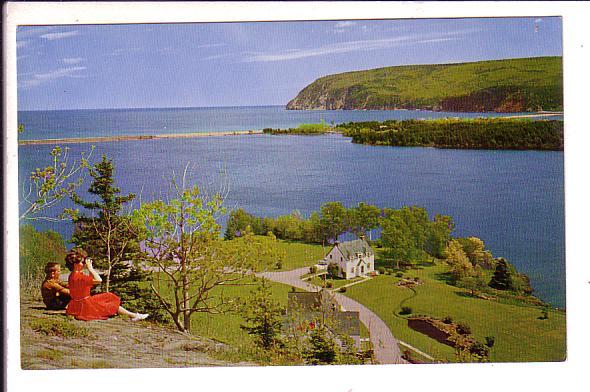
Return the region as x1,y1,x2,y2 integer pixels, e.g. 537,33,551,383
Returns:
267,240,327,271
344,263,566,363
188,276,293,347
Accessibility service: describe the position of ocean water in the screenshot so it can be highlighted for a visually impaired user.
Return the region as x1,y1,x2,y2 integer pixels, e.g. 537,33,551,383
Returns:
17,106,562,141
17,107,565,307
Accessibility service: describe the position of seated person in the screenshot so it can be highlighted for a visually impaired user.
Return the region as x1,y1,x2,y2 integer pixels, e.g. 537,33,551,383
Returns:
41,262,71,310
65,248,148,322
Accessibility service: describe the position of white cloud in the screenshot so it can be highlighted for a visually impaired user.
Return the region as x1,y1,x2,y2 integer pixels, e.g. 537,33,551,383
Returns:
40,30,79,40
17,26,55,40
62,57,85,64
201,53,230,61
242,33,460,63
19,66,86,88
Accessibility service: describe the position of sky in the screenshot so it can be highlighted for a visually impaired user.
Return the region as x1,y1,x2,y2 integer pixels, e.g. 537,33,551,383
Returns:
16,17,562,110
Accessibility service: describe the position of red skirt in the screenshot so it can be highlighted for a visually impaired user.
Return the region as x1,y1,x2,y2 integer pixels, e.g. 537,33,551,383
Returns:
66,293,121,321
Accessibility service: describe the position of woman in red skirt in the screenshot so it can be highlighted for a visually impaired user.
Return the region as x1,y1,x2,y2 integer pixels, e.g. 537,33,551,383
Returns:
65,248,148,322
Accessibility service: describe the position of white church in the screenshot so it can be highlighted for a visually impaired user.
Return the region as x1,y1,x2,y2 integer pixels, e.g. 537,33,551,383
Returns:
322,237,375,279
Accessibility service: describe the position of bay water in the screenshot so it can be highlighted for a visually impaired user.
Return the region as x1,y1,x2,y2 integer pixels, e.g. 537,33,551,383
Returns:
17,107,565,307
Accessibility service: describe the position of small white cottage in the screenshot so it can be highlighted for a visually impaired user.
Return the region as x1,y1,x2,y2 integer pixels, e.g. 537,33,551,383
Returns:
323,237,375,279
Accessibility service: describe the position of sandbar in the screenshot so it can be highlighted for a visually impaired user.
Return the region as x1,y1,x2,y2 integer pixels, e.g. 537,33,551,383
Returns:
19,130,264,145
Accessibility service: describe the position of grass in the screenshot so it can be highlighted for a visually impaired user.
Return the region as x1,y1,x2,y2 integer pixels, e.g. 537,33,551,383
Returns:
30,318,89,338
263,121,333,135
344,262,566,363
36,348,64,361
187,276,293,348
266,240,327,271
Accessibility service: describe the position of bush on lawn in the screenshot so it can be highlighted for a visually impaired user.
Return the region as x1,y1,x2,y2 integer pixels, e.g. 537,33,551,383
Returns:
400,306,412,315
457,323,472,335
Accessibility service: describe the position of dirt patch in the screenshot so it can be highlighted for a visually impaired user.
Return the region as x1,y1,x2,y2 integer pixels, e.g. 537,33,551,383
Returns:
407,316,475,349
20,298,253,370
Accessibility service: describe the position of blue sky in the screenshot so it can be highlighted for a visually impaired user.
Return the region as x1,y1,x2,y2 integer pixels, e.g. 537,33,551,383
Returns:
17,17,562,110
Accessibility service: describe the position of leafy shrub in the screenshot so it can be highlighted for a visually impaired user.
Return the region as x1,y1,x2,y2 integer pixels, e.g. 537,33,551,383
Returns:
469,342,490,360
309,265,317,274
327,263,339,278
456,323,472,335
395,272,404,278
339,286,347,293
275,259,283,270
485,336,495,348
386,269,393,275
30,318,88,338
399,306,412,315
326,281,333,289
377,267,386,275
442,316,453,324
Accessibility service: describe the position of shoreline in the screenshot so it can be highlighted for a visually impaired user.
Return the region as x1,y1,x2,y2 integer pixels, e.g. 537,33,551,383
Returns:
18,130,264,145
500,112,563,119
18,112,563,146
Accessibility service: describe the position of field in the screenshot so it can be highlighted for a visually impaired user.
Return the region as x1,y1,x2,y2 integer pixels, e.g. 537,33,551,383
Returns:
344,262,566,362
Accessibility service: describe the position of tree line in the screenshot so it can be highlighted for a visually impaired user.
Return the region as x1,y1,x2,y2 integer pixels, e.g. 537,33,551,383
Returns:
338,118,564,151
225,203,454,261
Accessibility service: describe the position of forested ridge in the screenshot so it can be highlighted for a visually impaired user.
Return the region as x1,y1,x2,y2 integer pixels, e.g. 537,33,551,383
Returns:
287,56,562,112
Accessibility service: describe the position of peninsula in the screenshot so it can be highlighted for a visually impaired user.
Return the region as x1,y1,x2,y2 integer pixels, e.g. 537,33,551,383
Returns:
287,56,562,112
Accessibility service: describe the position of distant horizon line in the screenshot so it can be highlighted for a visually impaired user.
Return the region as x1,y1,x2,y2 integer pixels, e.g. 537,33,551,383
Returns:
18,104,287,112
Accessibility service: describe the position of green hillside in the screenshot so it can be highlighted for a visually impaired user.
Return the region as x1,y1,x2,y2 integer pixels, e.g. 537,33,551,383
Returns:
286,57,562,112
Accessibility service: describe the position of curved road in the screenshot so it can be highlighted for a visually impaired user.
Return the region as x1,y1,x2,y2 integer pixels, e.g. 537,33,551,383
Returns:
259,267,406,364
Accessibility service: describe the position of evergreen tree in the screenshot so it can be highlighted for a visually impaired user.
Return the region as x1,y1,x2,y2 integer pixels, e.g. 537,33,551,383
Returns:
68,156,167,323
489,258,513,290
69,155,139,291
304,325,338,365
240,278,284,350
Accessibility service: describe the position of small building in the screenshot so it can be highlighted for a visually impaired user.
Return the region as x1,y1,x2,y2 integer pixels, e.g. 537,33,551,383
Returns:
287,290,361,348
323,237,375,279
